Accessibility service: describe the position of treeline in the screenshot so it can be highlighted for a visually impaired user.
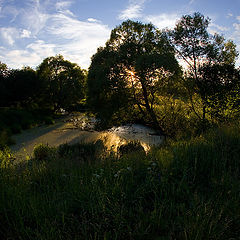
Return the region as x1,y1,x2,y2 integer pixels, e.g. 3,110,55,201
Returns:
1,12,240,140
0,55,87,147
0,55,86,111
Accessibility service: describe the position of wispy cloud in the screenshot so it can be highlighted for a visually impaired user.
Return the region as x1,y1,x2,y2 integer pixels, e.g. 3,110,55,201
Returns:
56,1,72,11
45,13,111,67
0,0,111,69
118,0,146,20
231,16,240,65
209,23,229,35
0,27,18,45
145,13,179,30
20,29,31,38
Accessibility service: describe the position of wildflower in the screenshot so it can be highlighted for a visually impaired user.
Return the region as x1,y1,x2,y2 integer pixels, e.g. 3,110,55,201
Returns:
114,173,118,178
151,162,157,167
93,174,100,178
127,167,132,171
147,167,151,171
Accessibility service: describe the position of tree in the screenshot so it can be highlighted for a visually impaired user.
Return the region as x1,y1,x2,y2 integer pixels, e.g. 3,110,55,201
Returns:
37,55,86,111
0,64,39,108
7,67,39,108
171,12,239,121
0,62,9,107
197,64,240,121
88,20,181,134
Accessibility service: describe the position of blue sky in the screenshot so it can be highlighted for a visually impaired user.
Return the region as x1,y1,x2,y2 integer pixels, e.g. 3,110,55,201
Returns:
0,0,239,69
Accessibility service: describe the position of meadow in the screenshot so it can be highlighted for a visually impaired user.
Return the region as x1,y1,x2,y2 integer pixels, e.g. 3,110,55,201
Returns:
0,124,239,239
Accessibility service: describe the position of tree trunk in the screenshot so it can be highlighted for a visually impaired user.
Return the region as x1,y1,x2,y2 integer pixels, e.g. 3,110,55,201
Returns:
140,79,165,136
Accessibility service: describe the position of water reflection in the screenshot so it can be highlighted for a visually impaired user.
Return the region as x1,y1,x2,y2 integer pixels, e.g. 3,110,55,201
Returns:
99,124,163,152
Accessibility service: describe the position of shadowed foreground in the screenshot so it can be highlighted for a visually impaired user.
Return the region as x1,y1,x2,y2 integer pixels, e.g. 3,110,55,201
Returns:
1,124,240,239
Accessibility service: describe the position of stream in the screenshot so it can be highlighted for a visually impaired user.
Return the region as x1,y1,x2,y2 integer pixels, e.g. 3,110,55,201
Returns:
10,113,164,158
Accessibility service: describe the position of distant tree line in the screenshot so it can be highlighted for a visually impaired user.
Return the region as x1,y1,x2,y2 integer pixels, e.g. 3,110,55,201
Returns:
0,55,86,112
0,12,239,137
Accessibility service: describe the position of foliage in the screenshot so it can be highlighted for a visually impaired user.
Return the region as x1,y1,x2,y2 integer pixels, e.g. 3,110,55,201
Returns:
33,144,55,162
197,63,240,121
0,66,39,108
37,55,86,111
88,20,181,134
0,125,240,239
117,140,145,157
171,12,239,123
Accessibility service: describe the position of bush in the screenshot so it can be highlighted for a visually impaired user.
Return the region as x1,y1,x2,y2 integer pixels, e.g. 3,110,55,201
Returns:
33,144,55,162
44,116,55,125
58,140,106,162
117,141,145,157
0,147,15,168
0,130,15,149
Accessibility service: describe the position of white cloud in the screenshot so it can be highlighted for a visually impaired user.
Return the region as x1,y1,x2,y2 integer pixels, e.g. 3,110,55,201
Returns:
21,9,49,36
0,27,18,45
118,0,146,20
87,18,100,23
145,13,179,30
0,49,42,69
227,13,233,18
0,0,112,69
233,23,240,31
189,0,195,4
26,40,56,57
20,29,31,38
44,13,111,68
56,1,72,10
237,16,240,21
208,23,229,35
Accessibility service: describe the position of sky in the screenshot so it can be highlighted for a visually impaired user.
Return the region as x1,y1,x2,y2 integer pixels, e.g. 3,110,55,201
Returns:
0,0,240,70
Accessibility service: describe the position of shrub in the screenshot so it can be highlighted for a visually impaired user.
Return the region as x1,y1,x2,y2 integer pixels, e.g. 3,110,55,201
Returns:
44,116,55,125
0,130,15,149
117,141,145,157
58,140,106,162
0,147,15,168
33,144,54,162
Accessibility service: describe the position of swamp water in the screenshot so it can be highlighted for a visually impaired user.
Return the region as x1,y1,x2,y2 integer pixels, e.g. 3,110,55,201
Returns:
11,114,164,158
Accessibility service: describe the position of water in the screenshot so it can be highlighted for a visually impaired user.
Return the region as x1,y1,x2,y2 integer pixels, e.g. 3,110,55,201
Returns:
101,124,163,152
11,114,163,158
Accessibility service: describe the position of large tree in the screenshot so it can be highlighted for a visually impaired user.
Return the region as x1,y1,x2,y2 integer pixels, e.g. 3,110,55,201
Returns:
88,20,181,134
37,55,86,111
171,12,239,121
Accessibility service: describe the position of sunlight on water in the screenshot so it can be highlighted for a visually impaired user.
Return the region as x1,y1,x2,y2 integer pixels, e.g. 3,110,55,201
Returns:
99,124,163,152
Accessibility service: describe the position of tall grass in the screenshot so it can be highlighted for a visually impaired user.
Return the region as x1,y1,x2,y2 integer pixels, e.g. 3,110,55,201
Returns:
0,124,240,239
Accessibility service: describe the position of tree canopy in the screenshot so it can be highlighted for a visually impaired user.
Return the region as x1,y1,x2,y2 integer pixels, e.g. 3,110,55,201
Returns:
37,55,86,111
88,20,181,134
170,12,239,122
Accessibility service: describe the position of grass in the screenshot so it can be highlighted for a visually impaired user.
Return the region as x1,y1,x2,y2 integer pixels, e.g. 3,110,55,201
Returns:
0,124,240,239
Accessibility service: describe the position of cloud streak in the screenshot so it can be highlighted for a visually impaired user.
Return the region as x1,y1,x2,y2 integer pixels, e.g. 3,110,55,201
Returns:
145,13,179,30
118,0,146,20
0,0,111,69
